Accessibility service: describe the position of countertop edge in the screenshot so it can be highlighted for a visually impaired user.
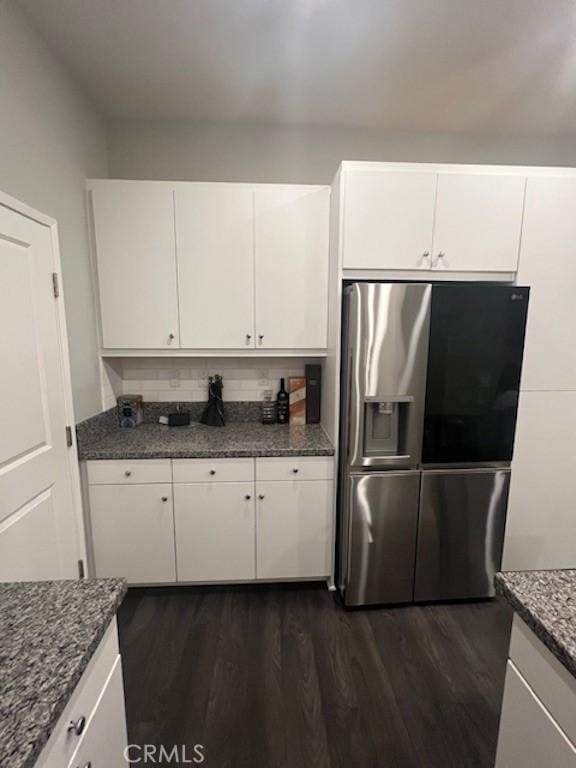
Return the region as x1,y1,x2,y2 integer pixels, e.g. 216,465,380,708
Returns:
78,448,335,460
20,580,128,768
495,574,576,679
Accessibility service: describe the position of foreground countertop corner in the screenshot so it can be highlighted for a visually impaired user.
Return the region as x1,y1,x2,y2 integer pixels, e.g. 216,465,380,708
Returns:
77,420,335,461
0,578,127,768
495,569,576,679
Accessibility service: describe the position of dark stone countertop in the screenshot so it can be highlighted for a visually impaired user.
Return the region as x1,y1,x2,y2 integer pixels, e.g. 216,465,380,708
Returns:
0,578,127,768
77,417,335,461
495,570,576,679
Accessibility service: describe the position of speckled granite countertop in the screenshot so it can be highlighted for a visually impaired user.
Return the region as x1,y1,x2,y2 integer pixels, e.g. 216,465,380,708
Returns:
77,416,335,460
495,570,576,679
0,578,127,768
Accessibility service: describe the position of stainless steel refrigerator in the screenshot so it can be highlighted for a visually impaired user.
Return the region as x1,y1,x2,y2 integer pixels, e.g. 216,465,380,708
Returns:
337,282,529,607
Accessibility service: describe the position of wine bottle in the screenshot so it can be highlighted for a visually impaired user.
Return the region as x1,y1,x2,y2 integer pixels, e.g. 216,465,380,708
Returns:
276,378,289,424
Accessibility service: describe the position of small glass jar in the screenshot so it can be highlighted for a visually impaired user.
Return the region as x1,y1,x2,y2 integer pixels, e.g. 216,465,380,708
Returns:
262,390,276,424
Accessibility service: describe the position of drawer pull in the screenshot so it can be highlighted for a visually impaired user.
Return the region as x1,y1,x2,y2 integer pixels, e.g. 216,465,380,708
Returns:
124,470,132,477
209,469,216,475
258,494,265,500
161,496,168,502
245,494,252,500
68,715,86,736
292,468,299,474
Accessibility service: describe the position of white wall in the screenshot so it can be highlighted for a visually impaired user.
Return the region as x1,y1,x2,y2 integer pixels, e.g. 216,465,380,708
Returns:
0,0,108,421
100,357,321,411
108,119,576,183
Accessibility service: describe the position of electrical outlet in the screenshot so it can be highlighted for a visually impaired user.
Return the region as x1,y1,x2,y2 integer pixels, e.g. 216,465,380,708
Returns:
170,369,181,388
258,369,270,387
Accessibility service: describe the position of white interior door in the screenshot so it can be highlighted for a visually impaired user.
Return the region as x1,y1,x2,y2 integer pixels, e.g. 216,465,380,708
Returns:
254,185,329,349
0,202,80,580
175,183,255,349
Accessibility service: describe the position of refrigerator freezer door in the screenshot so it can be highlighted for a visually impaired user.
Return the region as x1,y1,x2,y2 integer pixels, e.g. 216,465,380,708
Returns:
343,471,420,606
343,283,431,470
414,469,510,601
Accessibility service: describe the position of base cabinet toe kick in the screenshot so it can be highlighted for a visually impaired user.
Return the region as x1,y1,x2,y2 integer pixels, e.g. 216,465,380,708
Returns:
84,456,335,586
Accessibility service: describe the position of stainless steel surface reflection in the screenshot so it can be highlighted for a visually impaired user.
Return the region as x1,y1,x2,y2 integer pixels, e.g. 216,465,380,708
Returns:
345,472,420,606
414,469,511,601
344,283,431,470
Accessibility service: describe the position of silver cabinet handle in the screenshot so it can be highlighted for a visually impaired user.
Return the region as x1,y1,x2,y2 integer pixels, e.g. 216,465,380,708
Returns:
421,251,430,266
169,333,175,340
245,334,252,343
209,469,216,476
161,496,168,502
245,494,252,500
258,494,265,500
433,252,445,267
258,334,264,345
292,468,299,474
124,470,132,477
68,716,86,736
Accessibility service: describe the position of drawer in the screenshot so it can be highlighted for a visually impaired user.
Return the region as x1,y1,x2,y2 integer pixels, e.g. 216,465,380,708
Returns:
36,619,120,768
172,458,254,483
256,456,335,482
86,459,172,485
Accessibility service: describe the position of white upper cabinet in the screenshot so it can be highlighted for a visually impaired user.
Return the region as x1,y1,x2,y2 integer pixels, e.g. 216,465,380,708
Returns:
90,180,330,351
516,176,576,391
342,170,437,270
90,181,179,349
175,184,255,349
432,173,526,272
340,165,526,274
254,186,330,349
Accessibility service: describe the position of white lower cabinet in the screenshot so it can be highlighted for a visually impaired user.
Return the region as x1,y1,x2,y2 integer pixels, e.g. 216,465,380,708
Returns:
256,480,333,580
174,482,256,582
87,457,334,585
37,619,128,768
89,483,176,584
496,662,576,767
495,616,576,768
67,658,128,768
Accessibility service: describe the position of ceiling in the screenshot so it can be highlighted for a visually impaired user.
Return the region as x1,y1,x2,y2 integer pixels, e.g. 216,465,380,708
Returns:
20,0,576,135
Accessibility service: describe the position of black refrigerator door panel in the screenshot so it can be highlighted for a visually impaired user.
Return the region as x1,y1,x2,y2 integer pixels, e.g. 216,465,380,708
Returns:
423,284,529,465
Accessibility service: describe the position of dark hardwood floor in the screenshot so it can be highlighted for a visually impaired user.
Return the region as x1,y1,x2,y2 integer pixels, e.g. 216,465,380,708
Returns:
118,584,512,768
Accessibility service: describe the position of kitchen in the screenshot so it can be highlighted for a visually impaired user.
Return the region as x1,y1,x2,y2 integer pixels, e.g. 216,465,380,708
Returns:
1,2,575,768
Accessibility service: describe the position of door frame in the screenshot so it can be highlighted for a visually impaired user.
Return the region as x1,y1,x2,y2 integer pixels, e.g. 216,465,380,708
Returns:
0,188,87,570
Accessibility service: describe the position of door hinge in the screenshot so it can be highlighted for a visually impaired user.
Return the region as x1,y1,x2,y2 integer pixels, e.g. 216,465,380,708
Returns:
52,272,60,298
78,559,85,579
65,425,73,447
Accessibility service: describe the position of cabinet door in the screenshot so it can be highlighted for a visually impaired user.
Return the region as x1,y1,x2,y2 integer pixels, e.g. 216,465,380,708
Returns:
68,657,128,768
432,174,525,272
495,661,576,768
175,184,255,349
503,390,576,571
342,170,436,270
256,480,332,579
174,482,255,582
89,484,176,584
517,177,576,390
254,186,329,349
90,181,179,349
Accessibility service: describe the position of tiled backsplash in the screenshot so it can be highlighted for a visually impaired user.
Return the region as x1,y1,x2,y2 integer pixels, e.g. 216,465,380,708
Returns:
100,357,322,410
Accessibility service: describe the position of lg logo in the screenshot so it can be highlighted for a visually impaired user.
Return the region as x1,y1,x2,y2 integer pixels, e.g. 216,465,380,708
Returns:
124,744,205,764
